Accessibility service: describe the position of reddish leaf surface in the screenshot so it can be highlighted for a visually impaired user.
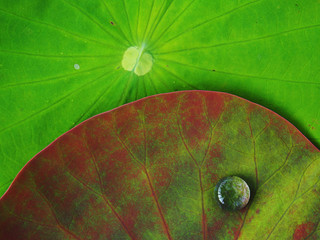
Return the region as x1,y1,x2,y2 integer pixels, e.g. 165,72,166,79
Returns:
0,91,319,240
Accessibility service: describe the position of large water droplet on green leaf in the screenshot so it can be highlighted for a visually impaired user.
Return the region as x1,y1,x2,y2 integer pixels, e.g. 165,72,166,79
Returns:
215,176,250,211
122,45,153,76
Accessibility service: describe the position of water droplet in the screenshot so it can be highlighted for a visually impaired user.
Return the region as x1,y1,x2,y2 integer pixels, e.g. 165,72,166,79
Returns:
121,45,153,76
215,176,250,211
74,64,80,70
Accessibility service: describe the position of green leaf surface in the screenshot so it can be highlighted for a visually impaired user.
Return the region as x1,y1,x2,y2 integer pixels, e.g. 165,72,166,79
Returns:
0,91,319,239
0,0,319,196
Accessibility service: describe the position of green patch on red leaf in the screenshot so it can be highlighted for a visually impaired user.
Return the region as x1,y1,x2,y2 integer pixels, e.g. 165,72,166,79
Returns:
0,91,319,239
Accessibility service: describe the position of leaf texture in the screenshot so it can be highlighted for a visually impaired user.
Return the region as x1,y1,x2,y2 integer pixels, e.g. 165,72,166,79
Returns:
0,91,319,240
0,0,319,196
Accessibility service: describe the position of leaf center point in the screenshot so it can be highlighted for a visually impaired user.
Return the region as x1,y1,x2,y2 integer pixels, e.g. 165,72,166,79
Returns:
121,44,153,76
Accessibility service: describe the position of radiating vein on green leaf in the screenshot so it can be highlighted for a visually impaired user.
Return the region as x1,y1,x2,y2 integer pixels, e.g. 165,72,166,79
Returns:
146,74,161,94
144,0,168,44
70,72,125,128
141,0,155,43
122,0,135,44
135,0,141,44
0,70,114,134
0,49,119,59
155,24,320,55
156,63,199,89
61,0,129,47
148,0,197,51
0,8,118,49
146,0,175,43
99,0,133,45
141,76,148,97
117,72,134,107
160,58,320,85
152,0,264,50
149,69,172,91
135,74,140,101
0,64,110,89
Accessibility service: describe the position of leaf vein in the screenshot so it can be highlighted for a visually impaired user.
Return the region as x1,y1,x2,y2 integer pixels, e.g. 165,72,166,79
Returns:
158,58,320,85
154,0,264,49
0,70,113,134
0,8,117,49
61,0,128,46
155,24,320,55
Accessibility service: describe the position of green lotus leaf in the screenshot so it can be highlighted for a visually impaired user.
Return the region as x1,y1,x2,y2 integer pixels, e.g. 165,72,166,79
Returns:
0,0,319,197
